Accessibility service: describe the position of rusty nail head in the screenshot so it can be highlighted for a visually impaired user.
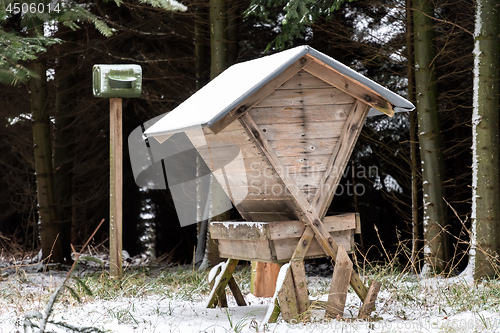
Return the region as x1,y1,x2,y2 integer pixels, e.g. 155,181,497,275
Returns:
328,237,333,243
300,57,307,64
302,240,308,246
238,105,247,113
364,95,372,102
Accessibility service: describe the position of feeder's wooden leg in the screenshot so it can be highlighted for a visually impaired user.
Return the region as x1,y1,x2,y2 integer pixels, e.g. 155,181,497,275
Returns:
208,263,227,308
252,262,281,297
288,226,315,321
242,113,370,302
207,259,239,308
277,265,298,321
262,264,291,324
358,281,382,320
267,298,281,323
228,276,246,306
326,245,352,319
290,261,309,317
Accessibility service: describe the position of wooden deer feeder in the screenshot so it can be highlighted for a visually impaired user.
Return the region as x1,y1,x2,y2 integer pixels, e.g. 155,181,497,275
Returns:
145,46,414,322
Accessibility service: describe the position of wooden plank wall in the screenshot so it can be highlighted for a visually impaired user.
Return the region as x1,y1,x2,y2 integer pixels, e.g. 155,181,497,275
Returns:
188,69,368,223
187,121,303,222
249,70,355,205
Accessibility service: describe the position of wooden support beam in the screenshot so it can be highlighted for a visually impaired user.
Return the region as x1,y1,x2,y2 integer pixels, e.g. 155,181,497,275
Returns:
302,58,394,117
208,263,227,307
109,98,123,279
326,245,352,319
358,281,382,320
252,262,281,297
240,113,369,301
207,259,239,308
289,226,314,321
210,57,313,134
290,261,310,320
311,101,370,219
263,264,292,324
277,266,299,321
267,298,281,323
228,276,247,306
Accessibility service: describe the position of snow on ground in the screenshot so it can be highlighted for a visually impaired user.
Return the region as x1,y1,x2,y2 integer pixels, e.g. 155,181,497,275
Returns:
1,255,500,333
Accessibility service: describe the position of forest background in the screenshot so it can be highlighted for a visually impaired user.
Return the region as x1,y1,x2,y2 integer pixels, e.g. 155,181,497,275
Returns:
0,0,498,279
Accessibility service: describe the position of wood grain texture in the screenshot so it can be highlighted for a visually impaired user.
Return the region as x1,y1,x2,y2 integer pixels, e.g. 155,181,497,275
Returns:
256,122,344,141
256,87,356,107
326,245,352,319
207,259,240,308
312,101,370,218
210,215,357,262
303,59,394,116
358,281,382,320
239,113,369,301
278,70,331,89
252,262,281,297
109,98,123,279
277,266,299,321
290,260,310,319
210,57,314,134
251,105,353,124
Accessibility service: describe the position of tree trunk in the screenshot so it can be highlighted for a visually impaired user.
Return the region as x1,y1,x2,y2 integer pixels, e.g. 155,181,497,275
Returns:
413,0,450,274
471,0,500,279
206,0,230,265
31,58,65,263
210,0,227,80
226,0,244,66
194,0,210,265
195,0,210,90
406,0,420,272
54,37,77,263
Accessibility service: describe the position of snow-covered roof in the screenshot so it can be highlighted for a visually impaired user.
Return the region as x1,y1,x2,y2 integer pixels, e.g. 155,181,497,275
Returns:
145,45,414,139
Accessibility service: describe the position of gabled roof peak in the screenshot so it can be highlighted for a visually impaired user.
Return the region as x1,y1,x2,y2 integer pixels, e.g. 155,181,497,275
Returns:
145,45,414,140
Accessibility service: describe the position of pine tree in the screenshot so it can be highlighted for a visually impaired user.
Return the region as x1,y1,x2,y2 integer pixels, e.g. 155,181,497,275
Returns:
413,0,450,274
470,0,500,279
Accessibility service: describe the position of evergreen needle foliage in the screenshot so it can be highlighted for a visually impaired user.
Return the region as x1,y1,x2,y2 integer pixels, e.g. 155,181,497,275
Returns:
245,0,356,49
0,30,60,85
0,0,185,86
138,0,187,12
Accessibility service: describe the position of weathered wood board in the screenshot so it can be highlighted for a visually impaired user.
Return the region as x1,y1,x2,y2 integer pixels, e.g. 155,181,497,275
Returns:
210,213,358,263
186,67,368,223
326,245,352,319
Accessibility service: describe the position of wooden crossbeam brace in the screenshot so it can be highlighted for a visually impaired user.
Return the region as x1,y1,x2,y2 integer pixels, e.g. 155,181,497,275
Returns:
240,113,369,302
277,266,299,321
210,57,314,134
358,281,382,320
207,259,247,308
326,245,352,318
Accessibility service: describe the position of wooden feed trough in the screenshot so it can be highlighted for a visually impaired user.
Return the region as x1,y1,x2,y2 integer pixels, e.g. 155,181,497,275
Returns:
210,213,359,263
145,46,414,322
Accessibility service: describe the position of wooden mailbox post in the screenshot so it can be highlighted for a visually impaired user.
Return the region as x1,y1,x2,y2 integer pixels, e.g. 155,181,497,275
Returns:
144,46,414,321
93,64,142,279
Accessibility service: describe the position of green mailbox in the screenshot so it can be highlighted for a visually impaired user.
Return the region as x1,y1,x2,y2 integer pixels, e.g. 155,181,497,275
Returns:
93,64,142,98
